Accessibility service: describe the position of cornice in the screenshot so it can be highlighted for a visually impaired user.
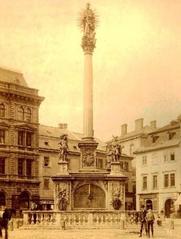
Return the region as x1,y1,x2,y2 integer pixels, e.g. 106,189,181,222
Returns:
0,90,44,105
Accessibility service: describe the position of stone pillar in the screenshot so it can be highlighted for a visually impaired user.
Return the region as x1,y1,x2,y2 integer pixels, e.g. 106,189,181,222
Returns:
79,3,98,170
80,3,97,139
83,53,94,139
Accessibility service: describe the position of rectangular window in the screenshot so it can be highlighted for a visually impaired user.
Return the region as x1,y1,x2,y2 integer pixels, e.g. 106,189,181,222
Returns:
142,156,147,165
170,173,175,186
26,132,32,147
26,160,32,177
125,182,128,192
44,157,50,167
97,158,103,169
142,176,147,190
168,132,175,140
18,131,25,146
43,178,49,189
152,135,159,143
18,159,24,176
0,158,5,174
170,153,175,161
123,162,129,171
164,154,168,162
0,130,5,144
153,175,158,189
164,174,169,187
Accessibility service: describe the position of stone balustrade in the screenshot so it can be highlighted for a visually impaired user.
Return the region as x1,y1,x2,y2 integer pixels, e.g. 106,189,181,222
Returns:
23,210,126,229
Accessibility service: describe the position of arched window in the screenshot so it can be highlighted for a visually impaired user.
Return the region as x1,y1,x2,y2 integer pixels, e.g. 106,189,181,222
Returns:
25,108,31,122
18,106,24,121
0,104,5,118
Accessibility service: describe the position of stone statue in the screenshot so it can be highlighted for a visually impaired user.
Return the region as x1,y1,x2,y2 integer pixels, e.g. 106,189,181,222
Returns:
59,134,68,162
58,188,68,211
80,3,97,53
106,137,123,164
106,144,113,168
81,3,96,37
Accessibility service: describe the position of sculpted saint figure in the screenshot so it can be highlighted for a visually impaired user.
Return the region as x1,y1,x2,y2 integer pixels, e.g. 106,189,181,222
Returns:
59,134,68,162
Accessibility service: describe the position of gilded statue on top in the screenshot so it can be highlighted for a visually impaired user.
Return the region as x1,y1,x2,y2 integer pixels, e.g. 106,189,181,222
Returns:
80,3,97,53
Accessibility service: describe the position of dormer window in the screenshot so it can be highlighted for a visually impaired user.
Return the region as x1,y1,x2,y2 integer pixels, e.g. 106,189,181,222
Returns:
152,135,159,143
0,104,5,118
168,131,176,140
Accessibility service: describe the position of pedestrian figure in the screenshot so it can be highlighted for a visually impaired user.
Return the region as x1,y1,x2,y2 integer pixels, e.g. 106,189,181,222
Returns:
139,205,147,237
146,209,155,238
0,208,11,239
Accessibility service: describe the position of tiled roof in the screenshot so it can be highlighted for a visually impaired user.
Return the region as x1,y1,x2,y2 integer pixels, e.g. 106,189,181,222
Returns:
135,138,180,153
106,126,155,144
148,121,180,135
39,124,106,151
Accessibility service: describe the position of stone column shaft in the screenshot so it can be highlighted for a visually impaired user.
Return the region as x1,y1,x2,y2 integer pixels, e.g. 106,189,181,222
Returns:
83,53,94,139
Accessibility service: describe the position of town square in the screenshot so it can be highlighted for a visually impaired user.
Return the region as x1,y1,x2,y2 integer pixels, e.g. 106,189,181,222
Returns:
0,0,181,239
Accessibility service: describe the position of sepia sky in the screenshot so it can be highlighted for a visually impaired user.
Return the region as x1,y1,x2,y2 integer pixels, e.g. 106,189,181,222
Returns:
1,0,181,140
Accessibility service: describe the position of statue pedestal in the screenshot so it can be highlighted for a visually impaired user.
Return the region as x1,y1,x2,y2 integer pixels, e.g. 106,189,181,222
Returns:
58,160,69,175
78,138,98,170
110,161,122,175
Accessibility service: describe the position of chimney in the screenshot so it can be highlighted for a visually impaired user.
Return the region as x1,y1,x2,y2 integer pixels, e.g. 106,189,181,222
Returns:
150,120,156,129
121,124,127,136
135,118,144,131
58,123,68,129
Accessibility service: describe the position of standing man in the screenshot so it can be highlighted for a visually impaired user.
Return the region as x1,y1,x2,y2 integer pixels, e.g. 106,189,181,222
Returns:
139,205,147,237
146,209,155,238
2,208,11,239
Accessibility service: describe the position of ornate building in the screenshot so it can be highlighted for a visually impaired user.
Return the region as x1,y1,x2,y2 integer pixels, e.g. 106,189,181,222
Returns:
0,67,43,211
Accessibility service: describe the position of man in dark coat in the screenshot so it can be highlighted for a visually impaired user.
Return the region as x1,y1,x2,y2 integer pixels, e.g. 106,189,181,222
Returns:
139,205,147,237
1,208,11,239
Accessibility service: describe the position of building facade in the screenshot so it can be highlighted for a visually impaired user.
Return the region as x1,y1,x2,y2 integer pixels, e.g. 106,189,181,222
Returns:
135,119,181,217
0,67,43,211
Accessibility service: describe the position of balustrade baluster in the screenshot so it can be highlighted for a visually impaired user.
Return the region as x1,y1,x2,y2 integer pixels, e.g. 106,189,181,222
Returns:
30,213,34,225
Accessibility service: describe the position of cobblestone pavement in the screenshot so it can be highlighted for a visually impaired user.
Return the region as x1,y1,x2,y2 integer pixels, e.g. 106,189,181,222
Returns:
4,224,181,239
